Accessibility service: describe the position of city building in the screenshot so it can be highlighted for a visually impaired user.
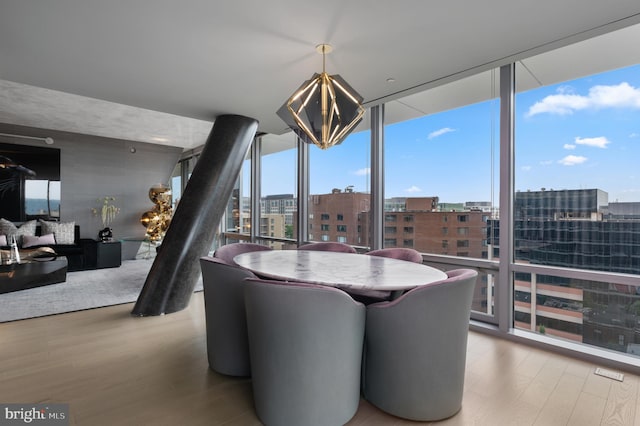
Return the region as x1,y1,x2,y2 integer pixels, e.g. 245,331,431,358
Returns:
361,196,489,257
259,213,287,249
260,194,296,226
307,188,370,245
495,189,640,351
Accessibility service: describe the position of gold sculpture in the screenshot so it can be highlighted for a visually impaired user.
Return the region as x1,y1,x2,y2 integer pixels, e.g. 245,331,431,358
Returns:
140,184,172,242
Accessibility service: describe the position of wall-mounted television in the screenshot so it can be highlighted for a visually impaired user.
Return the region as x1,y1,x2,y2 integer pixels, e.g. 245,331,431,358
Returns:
0,142,61,222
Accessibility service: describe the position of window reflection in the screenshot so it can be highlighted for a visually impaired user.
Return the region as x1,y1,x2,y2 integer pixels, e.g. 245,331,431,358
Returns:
25,180,60,219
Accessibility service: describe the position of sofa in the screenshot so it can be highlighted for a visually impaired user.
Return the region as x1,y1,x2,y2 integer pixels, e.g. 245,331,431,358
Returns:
0,219,95,271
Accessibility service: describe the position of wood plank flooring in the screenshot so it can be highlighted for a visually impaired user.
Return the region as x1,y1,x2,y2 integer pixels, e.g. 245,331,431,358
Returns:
1,292,639,425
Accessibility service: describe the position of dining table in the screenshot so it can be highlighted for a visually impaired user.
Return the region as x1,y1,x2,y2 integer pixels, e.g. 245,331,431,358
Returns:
233,249,447,293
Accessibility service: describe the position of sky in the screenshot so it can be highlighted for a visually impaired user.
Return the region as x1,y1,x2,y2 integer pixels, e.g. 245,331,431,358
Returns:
259,63,640,205
515,65,640,203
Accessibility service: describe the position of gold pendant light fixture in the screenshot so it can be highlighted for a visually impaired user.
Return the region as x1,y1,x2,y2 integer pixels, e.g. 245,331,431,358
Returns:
277,44,365,150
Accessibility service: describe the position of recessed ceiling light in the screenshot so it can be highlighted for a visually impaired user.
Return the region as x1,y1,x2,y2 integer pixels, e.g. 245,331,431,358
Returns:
386,77,396,83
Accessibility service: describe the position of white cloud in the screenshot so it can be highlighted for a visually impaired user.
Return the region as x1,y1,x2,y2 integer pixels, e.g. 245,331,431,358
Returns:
527,93,589,116
563,144,576,150
575,136,610,148
558,155,588,166
527,82,640,117
427,127,456,139
521,166,532,171
353,167,370,176
630,133,639,138
590,82,640,107
404,185,422,193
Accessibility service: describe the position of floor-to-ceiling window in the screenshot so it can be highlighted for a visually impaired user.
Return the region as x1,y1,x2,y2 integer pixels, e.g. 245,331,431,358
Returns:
511,24,640,355
221,157,251,242
307,111,371,246
383,71,500,258
169,153,198,209
382,70,500,318
259,134,297,249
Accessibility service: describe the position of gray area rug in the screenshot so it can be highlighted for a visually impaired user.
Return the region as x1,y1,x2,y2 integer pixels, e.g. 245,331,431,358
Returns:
0,259,203,322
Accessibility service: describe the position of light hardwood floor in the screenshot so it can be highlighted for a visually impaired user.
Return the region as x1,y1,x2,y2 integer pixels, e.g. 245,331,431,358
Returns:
2,293,639,426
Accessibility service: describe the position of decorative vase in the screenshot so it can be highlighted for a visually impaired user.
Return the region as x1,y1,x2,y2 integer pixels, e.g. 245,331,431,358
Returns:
98,227,113,242
9,235,21,263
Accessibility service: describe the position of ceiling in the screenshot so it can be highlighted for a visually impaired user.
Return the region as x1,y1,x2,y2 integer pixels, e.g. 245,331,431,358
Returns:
1,1,640,151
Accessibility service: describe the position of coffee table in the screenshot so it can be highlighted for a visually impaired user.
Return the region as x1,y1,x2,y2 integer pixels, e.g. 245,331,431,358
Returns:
0,256,68,294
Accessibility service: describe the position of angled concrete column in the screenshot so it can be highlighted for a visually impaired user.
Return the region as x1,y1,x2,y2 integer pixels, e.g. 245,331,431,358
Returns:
132,114,258,316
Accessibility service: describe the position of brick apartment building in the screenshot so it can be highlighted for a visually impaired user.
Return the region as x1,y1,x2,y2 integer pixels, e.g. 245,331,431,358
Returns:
360,196,489,258
307,188,370,245
302,190,490,257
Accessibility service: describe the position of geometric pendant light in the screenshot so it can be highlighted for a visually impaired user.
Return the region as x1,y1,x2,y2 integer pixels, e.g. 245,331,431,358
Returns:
277,44,365,150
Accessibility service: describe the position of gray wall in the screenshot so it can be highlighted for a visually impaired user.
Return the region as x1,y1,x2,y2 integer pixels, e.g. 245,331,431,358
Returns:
0,123,183,244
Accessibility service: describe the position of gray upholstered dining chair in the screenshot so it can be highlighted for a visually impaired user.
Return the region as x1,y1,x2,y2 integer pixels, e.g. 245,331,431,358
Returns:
199,256,257,377
297,241,357,253
365,247,423,263
362,269,478,421
349,247,423,304
244,278,365,426
212,242,272,266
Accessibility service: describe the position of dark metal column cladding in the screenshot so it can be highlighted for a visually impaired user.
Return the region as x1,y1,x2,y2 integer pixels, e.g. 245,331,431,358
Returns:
132,114,258,316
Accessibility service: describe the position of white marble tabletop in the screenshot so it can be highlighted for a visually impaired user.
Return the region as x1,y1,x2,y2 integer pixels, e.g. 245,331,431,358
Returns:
233,250,447,291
